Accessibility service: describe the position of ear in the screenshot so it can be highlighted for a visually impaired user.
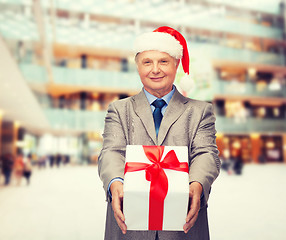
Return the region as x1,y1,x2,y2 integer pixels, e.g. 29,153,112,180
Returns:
175,59,180,69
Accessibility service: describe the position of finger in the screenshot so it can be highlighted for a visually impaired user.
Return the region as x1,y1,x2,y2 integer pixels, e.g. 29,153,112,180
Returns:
183,211,199,233
184,196,200,233
112,198,127,234
186,205,196,222
114,214,127,234
112,194,125,222
186,196,200,222
114,206,125,222
112,191,127,234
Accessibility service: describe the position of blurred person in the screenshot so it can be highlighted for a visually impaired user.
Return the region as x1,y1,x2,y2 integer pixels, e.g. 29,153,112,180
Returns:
14,153,24,186
23,154,33,185
221,149,230,171
63,154,70,166
38,155,47,169
233,155,243,175
1,153,14,185
56,154,62,168
49,154,55,168
221,148,235,175
231,145,243,175
98,26,220,240
16,41,26,63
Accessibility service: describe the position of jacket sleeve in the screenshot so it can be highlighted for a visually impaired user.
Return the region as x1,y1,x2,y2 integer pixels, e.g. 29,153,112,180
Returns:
98,102,127,201
188,103,221,206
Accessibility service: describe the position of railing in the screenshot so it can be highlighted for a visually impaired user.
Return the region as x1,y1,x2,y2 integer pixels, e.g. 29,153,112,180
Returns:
213,79,286,98
19,63,143,91
19,63,47,83
45,108,107,132
216,116,286,133
52,66,142,90
191,43,285,66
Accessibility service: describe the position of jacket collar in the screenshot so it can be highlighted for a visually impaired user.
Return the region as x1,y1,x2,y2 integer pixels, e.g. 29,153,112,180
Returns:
132,88,189,145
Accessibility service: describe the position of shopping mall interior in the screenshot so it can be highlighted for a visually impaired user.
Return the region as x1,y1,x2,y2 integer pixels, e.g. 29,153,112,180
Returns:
0,0,286,168
1,1,286,240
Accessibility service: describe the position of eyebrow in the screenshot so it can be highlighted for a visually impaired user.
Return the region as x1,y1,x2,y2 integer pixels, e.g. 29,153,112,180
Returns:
141,57,170,62
141,58,151,61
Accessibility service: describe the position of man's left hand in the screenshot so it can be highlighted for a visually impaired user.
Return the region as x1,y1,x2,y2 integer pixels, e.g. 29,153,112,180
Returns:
183,181,203,233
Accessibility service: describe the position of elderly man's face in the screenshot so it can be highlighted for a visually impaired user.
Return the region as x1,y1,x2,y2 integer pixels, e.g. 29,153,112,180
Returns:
136,50,179,98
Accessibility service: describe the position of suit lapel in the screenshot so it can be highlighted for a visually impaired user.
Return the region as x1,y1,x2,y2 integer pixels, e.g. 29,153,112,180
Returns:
158,89,189,146
132,90,157,144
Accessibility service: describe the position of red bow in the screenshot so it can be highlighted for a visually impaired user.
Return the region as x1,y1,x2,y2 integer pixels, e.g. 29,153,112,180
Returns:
124,146,189,230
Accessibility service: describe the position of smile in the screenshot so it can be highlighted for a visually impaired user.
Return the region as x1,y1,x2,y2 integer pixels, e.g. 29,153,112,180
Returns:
150,77,164,81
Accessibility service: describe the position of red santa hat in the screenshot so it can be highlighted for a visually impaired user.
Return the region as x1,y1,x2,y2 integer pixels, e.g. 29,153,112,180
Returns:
134,26,194,92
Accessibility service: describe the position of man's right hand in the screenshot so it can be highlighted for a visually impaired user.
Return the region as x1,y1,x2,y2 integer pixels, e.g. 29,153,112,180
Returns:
110,181,127,234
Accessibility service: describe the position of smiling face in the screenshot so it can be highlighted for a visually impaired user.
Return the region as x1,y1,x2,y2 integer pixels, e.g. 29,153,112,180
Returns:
136,50,179,98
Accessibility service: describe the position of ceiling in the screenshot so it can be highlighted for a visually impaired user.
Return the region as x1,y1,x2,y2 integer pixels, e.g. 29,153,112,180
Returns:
0,0,283,47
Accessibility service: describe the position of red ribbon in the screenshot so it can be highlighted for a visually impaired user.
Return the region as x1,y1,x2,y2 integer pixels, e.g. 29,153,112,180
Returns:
124,146,189,230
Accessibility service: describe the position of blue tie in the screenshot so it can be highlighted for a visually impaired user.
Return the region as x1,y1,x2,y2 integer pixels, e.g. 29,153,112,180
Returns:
152,99,166,136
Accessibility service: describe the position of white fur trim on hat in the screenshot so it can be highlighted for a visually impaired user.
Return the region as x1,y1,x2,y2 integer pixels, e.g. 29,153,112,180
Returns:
134,32,183,59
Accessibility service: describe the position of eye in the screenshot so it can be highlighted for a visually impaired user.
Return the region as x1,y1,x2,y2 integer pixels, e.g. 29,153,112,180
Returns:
160,59,169,64
143,60,151,65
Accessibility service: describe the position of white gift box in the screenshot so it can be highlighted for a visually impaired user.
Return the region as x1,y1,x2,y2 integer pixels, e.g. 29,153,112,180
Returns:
123,145,189,231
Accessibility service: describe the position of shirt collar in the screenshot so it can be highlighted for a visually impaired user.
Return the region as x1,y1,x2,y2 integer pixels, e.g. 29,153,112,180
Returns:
143,86,175,106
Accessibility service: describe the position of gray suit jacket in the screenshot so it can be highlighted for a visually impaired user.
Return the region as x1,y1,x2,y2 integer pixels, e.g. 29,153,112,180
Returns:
98,88,220,240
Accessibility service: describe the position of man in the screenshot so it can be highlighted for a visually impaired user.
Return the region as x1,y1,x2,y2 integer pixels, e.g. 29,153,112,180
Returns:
98,26,220,240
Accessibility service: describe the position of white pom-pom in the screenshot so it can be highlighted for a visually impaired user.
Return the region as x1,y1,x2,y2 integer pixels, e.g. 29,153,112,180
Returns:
179,73,195,92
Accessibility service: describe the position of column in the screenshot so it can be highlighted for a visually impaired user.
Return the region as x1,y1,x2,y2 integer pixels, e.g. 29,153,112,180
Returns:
250,133,261,163
216,133,224,158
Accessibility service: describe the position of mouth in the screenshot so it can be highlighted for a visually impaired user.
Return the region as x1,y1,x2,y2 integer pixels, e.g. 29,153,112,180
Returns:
150,76,164,81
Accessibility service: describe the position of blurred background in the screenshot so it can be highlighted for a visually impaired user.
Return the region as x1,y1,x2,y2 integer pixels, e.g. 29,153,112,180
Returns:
0,0,285,239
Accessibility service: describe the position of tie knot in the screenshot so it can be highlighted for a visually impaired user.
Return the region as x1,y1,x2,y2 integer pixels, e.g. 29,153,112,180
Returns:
152,99,166,109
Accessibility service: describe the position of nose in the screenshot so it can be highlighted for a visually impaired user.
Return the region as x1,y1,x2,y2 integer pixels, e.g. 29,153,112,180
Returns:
151,62,160,74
